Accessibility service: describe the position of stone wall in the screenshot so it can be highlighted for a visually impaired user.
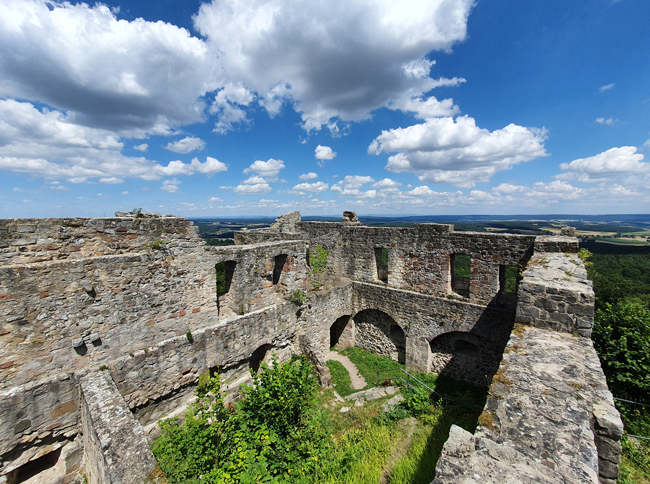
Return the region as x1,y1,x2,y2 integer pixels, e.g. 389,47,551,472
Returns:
0,215,195,266
516,252,595,337
236,213,535,306
80,372,155,484
0,374,78,477
0,215,310,479
209,241,308,316
351,282,514,384
353,309,406,363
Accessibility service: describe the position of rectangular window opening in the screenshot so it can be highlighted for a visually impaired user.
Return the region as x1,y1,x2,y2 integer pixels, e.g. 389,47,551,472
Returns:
499,264,518,293
273,254,288,285
374,247,389,283
451,253,470,298
215,261,237,316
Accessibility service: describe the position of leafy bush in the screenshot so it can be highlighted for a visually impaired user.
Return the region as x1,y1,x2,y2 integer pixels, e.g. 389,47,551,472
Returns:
153,355,330,483
239,355,318,438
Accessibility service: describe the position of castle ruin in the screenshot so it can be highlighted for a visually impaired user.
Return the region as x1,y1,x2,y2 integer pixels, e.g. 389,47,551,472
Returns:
0,211,622,483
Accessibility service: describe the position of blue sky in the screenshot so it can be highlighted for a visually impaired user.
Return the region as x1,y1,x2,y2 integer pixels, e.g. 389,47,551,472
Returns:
1,0,649,218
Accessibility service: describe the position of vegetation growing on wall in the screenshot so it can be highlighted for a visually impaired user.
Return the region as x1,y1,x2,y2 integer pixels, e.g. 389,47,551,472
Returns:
308,245,329,288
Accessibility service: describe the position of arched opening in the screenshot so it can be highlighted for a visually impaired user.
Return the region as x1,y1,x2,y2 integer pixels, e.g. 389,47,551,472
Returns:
273,254,288,285
330,315,351,349
249,344,274,373
352,309,405,364
450,254,470,298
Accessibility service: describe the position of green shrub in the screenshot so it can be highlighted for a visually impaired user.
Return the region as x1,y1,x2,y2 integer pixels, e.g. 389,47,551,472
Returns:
154,355,330,483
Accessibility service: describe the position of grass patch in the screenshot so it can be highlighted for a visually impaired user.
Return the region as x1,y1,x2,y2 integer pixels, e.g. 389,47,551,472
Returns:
327,359,355,397
387,386,486,483
321,351,487,484
318,416,397,484
337,347,406,388
618,435,650,484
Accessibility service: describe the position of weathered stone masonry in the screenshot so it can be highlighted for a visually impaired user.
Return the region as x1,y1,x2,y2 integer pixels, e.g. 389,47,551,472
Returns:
0,211,621,483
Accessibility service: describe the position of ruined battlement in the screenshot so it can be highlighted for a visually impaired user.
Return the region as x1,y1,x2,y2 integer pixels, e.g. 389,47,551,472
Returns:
0,215,197,266
0,211,620,484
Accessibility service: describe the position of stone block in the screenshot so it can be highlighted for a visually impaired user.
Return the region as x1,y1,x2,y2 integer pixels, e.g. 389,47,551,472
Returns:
598,459,620,479
51,400,76,419
593,403,624,439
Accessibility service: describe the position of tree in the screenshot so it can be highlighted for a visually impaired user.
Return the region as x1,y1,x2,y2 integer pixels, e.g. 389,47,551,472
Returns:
592,301,650,400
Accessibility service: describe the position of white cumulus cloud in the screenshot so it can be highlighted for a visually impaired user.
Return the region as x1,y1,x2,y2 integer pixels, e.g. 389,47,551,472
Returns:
193,0,475,132
233,182,272,194
0,0,216,132
243,158,285,182
557,146,648,183
290,181,329,195
164,136,206,154
299,172,318,180
161,178,181,193
315,145,337,160
369,115,548,188
596,117,615,126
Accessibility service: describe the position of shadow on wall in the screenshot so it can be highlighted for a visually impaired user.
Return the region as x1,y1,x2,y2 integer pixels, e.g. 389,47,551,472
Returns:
429,290,518,387
273,254,288,286
330,315,351,349
352,309,406,364
216,260,237,315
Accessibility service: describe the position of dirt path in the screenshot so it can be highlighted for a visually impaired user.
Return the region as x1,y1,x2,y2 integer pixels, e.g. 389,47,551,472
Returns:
326,351,367,390
379,417,417,484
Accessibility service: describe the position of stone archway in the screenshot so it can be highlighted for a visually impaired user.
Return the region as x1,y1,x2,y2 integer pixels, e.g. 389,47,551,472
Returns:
249,344,274,373
429,331,497,386
352,309,406,364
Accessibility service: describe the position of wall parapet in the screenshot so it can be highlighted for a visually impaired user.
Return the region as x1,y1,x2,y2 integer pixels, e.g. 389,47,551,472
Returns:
516,252,595,337
0,215,197,266
435,324,622,483
434,238,621,483
81,371,155,484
